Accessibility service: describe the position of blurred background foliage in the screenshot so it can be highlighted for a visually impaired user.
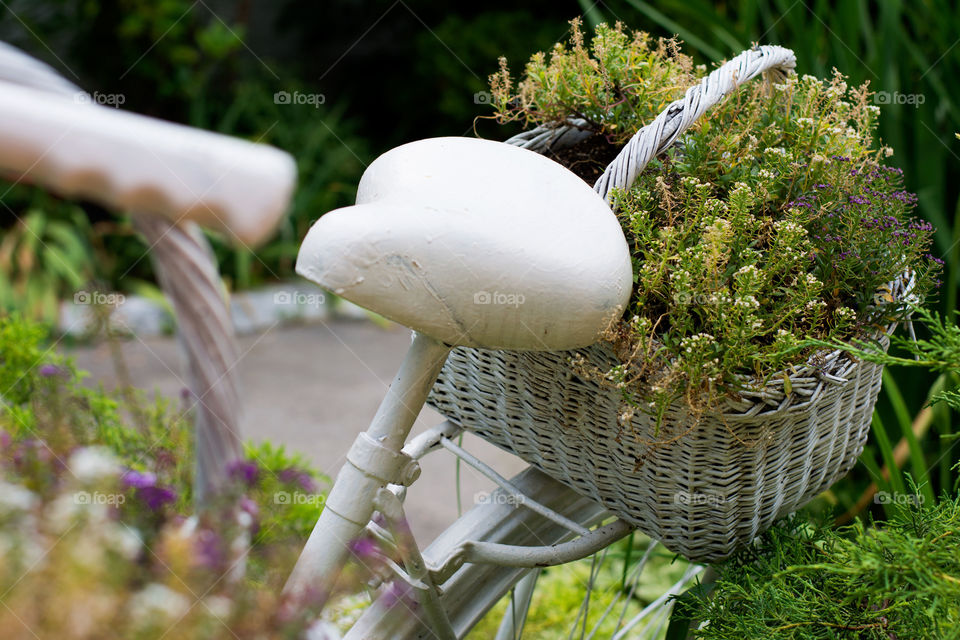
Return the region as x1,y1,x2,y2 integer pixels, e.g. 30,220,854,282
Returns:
0,0,957,523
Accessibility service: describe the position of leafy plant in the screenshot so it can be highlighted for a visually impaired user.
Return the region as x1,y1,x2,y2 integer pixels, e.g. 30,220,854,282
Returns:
674,490,960,639
0,206,95,324
490,23,941,420
0,313,341,637
0,0,370,301
490,20,695,145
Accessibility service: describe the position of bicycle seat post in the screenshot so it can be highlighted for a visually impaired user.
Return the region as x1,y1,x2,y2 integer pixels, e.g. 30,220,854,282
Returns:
287,135,632,603
284,332,451,596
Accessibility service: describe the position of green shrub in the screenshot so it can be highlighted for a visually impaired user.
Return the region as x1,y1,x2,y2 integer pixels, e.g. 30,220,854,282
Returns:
676,491,960,639
0,0,369,308
0,314,340,637
490,23,941,421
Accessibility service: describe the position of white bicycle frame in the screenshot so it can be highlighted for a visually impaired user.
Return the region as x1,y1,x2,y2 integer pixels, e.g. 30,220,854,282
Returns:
281,331,635,637
0,42,710,639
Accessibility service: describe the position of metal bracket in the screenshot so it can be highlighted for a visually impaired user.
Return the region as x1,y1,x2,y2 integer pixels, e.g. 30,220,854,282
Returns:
373,488,456,640
347,432,421,486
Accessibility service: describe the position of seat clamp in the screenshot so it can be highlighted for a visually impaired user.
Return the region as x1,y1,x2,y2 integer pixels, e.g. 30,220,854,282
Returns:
346,432,420,486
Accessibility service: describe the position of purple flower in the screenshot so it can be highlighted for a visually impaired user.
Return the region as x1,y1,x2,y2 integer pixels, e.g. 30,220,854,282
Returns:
0,430,10,448
121,469,157,489
278,467,317,493
38,364,63,378
381,581,418,610
349,537,378,559
227,460,260,487
195,528,225,569
137,485,177,510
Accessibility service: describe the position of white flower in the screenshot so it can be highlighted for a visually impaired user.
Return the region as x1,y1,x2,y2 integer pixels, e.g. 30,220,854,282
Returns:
203,595,233,620
0,481,36,514
46,492,109,532
835,307,857,321
130,583,191,623
104,523,142,559
69,447,120,482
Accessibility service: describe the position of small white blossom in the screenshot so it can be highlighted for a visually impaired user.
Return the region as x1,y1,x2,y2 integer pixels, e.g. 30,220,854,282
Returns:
0,481,36,514
130,583,191,623
69,446,120,482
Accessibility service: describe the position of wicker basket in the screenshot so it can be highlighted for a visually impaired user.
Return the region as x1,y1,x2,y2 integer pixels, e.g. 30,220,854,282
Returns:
427,46,905,561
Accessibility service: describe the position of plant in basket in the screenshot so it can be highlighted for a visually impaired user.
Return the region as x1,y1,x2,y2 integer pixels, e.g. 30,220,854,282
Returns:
489,19,941,422
427,21,943,561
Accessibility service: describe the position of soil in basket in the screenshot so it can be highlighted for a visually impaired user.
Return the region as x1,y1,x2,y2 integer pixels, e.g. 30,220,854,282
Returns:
545,134,621,184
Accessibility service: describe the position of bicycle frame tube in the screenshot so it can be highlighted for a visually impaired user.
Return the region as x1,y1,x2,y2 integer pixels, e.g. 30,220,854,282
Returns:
284,331,451,597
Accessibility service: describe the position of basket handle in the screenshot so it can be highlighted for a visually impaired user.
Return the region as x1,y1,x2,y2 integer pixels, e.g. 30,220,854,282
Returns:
593,45,796,201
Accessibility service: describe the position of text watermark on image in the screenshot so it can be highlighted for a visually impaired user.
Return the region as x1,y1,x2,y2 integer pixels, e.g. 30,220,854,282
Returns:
874,491,924,506
473,91,493,105
74,491,125,506
75,91,126,108
274,491,326,506
74,291,125,306
274,91,326,108
674,491,727,507
874,91,925,107
473,291,525,307
474,491,526,506
273,291,325,307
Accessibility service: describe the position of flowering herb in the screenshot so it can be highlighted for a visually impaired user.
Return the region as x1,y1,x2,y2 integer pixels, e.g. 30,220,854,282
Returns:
490,23,940,421
227,459,260,487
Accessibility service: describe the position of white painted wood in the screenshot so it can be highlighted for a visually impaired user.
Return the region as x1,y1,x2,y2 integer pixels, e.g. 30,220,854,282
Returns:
296,137,632,350
0,81,296,246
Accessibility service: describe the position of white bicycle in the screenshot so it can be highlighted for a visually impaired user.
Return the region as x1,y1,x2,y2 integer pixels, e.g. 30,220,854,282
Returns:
0,42,802,639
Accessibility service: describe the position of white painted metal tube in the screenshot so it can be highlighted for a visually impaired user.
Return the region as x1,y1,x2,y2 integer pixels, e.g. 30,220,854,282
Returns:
284,332,452,596
439,436,590,536
457,519,633,569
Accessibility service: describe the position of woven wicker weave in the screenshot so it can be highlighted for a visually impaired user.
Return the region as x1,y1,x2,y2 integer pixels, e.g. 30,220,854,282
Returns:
427,46,905,561
429,339,888,561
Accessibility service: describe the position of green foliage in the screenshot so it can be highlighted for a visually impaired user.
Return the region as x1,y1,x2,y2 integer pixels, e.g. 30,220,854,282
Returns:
490,20,694,144
684,492,960,639
0,314,336,637
492,24,940,415
583,1,959,279
810,305,960,378
0,205,95,324
467,534,690,639
0,0,369,306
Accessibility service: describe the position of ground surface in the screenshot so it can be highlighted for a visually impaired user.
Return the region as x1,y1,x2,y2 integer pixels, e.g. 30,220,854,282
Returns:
64,319,527,543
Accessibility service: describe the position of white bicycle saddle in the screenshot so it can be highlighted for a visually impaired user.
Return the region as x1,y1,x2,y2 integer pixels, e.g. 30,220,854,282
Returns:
296,137,632,350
